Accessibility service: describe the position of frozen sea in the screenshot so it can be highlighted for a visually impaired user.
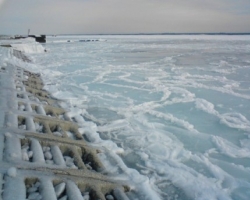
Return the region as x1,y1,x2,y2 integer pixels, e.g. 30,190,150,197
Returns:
3,35,250,200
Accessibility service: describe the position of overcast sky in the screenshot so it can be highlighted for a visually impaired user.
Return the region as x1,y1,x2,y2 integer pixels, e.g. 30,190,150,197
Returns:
0,0,250,35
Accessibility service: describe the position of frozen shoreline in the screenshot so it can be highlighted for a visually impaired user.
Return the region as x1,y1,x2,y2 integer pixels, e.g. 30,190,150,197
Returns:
3,35,250,199
0,48,130,200
0,39,161,200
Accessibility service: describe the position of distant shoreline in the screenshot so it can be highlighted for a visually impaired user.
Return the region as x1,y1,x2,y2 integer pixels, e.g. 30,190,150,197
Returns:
1,33,250,37
58,33,250,36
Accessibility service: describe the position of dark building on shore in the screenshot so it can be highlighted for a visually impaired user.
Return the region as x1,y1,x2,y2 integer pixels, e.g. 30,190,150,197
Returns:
13,35,46,43
28,35,46,43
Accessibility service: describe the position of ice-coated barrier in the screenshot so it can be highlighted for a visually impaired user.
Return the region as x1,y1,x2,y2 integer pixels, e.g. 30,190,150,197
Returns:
31,138,45,163
6,112,18,128
66,180,84,200
1,64,131,200
51,145,66,166
36,105,46,115
3,176,26,200
40,178,57,200
26,116,36,131
5,133,22,161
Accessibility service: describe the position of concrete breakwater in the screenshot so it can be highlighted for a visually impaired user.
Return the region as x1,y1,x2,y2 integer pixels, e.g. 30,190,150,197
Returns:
0,50,130,200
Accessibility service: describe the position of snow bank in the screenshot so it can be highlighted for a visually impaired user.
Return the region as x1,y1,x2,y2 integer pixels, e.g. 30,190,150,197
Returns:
11,43,45,54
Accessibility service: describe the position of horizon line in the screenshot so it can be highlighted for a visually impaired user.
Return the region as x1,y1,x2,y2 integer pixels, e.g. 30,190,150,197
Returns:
1,32,250,36
59,32,250,36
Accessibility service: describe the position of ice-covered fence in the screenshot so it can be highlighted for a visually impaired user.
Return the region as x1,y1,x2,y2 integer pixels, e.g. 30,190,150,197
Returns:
3,176,26,200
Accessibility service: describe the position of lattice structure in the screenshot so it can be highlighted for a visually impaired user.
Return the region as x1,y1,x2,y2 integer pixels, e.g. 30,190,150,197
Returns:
0,56,130,200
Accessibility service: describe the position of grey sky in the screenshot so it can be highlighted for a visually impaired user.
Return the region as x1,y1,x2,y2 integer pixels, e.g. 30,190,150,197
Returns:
0,0,250,34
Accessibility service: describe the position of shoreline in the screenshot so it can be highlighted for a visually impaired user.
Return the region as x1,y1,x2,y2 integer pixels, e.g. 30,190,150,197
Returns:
0,50,130,200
